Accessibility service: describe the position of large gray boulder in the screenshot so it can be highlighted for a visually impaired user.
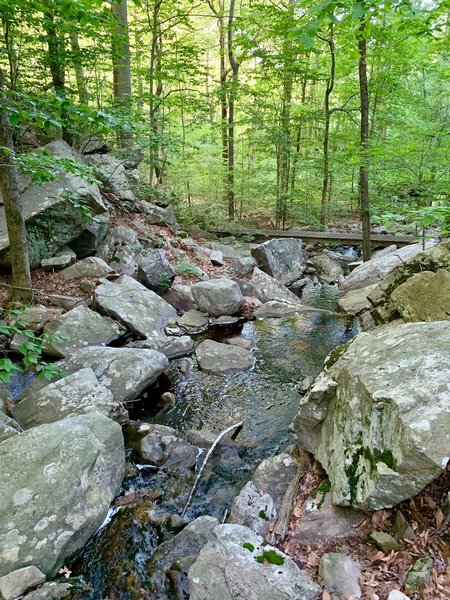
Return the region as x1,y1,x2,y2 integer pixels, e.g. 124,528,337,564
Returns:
12,368,128,429
0,566,45,600
251,238,307,285
340,242,433,294
137,249,176,291
196,340,254,374
337,283,378,316
43,305,125,358
58,346,168,403
85,153,135,201
189,524,321,600
0,413,124,578
250,268,301,305
94,275,177,338
310,253,344,283
367,239,450,324
0,140,110,268
0,413,22,443
191,279,243,317
61,256,114,279
229,481,276,537
292,321,450,510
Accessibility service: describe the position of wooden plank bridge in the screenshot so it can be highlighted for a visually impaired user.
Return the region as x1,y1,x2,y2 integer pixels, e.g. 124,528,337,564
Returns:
213,228,418,248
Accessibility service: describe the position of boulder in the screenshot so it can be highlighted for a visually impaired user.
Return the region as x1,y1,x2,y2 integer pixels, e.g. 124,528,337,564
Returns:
368,239,450,324
0,413,124,578
135,202,176,226
132,335,194,359
250,268,301,305
133,424,197,469
318,553,361,600
68,213,110,258
294,490,364,545
22,581,74,600
146,516,219,597
188,524,321,600
292,321,450,510
196,340,254,374
10,305,64,332
0,413,22,443
228,481,276,537
251,452,299,511
310,253,344,283
191,279,243,317
251,238,307,285
61,256,114,279
337,283,378,316
58,347,168,403
226,256,257,278
210,250,224,266
0,566,45,600
43,305,125,358
12,368,128,429
94,275,177,338
177,309,209,333
389,269,450,322
137,249,176,291
85,153,135,201
206,243,246,260
340,242,433,294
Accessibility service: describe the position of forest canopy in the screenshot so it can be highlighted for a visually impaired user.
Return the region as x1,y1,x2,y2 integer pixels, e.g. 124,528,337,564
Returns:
0,0,449,233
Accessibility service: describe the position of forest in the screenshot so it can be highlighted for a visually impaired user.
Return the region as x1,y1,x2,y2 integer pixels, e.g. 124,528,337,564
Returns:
1,0,449,240
0,2,450,599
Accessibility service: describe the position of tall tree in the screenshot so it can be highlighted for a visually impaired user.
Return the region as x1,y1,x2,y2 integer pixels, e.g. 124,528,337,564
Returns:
358,9,371,260
0,69,32,301
112,0,133,146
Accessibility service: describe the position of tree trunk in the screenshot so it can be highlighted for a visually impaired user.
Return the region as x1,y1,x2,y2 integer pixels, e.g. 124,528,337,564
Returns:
112,0,133,147
43,4,71,144
227,0,239,220
147,0,162,186
0,70,32,302
276,0,295,229
70,33,87,104
358,18,371,261
320,25,335,229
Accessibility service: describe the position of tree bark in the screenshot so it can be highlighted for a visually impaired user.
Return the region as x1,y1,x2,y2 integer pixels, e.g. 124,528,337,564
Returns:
227,0,239,220
358,17,371,261
112,0,133,147
70,33,87,104
0,70,32,302
320,25,335,229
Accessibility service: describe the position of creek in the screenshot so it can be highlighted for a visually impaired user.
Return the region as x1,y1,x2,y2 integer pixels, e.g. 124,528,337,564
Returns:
66,281,359,599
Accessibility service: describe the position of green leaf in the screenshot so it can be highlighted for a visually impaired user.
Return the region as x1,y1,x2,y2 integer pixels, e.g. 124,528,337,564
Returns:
351,2,365,20
298,32,315,49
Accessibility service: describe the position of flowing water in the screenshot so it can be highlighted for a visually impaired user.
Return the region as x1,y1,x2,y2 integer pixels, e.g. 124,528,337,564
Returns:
67,283,359,599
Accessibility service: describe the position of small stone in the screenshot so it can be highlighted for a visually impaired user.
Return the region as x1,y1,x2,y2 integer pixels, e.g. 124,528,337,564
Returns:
318,553,362,600
160,392,175,406
210,250,224,266
404,556,433,590
0,566,46,600
392,511,415,540
296,376,313,394
387,592,411,600
370,531,399,553
225,337,252,350
41,254,73,270
79,278,96,294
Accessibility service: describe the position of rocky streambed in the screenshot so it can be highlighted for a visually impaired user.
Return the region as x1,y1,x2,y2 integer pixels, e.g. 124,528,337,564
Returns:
65,283,358,599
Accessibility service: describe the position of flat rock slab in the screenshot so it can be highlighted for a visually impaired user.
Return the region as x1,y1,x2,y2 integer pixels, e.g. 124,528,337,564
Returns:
250,268,301,305
319,553,361,600
191,279,243,317
0,566,45,600
292,321,450,510
58,346,168,403
337,283,378,316
61,257,115,279
189,524,321,600
251,238,307,285
132,335,194,359
43,305,125,358
12,367,128,429
196,340,254,374
94,275,177,338
0,413,124,578
254,300,304,319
